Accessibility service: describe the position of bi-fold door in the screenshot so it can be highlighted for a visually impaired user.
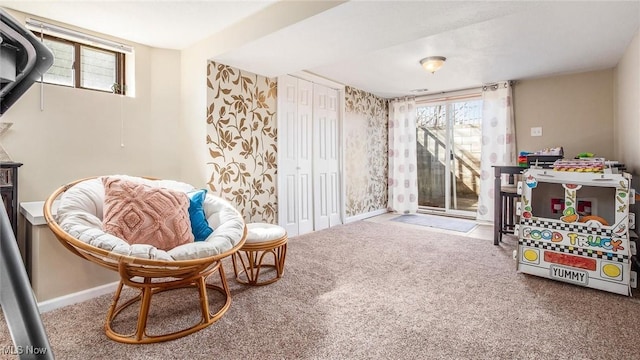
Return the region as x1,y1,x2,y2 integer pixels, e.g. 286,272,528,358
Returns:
277,75,342,236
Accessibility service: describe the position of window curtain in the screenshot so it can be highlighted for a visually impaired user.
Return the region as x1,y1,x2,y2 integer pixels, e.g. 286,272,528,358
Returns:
476,81,516,222
388,98,419,214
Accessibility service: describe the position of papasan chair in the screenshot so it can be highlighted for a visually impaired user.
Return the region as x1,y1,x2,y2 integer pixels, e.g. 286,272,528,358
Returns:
43,175,246,344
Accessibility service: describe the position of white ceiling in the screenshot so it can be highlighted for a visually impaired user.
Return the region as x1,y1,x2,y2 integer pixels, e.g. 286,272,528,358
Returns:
0,0,278,50
1,1,638,98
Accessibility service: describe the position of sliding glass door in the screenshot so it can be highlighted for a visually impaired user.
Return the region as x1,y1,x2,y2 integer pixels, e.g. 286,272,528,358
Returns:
416,96,482,216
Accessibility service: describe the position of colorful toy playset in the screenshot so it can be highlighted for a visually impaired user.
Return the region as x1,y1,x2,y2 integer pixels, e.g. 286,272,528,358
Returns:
516,168,637,295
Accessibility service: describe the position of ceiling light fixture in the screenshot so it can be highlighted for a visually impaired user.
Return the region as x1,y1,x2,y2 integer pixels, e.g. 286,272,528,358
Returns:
420,56,446,74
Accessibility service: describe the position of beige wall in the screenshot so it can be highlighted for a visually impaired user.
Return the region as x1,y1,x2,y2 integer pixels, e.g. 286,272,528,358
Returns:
614,30,640,174
148,48,184,180
513,69,614,160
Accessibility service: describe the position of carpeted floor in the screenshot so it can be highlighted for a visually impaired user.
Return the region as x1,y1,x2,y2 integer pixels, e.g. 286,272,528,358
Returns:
1,220,640,359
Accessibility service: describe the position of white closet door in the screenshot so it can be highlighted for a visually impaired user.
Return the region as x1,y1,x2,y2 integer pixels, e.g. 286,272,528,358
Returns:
313,84,342,229
297,79,314,235
326,87,342,227
313,84,330,231
277,75,300,235
278,75,343,236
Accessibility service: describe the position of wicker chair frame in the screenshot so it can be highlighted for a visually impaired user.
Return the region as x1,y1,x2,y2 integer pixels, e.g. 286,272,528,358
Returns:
43,176,247,344
232,235,288,286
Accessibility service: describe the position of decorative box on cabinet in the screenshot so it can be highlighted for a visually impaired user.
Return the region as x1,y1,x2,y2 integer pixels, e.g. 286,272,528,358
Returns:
515,168,636,296
0,161,22,237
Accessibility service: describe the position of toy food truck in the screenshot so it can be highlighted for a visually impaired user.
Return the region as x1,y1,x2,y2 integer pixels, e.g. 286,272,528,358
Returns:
515,167,636,295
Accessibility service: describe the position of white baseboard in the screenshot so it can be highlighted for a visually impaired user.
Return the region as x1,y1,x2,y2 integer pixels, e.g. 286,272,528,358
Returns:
37,281,119,313
345,208,389,223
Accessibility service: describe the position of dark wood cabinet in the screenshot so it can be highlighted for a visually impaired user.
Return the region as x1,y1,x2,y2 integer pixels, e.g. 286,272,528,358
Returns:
0,161,22,237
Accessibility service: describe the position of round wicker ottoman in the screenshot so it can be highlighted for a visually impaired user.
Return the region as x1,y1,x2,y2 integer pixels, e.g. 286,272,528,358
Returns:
232,223,288,285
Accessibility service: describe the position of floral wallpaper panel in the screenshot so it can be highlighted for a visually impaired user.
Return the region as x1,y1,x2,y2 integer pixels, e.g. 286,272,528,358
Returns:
206,61,278,223
344,86,389,217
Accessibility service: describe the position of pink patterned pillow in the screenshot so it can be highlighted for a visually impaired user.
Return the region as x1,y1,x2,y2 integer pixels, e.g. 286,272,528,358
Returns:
102,177,194,251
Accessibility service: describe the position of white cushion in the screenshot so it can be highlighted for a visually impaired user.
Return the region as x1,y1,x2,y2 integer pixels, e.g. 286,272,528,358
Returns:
245,223,287,244
56,176,245,261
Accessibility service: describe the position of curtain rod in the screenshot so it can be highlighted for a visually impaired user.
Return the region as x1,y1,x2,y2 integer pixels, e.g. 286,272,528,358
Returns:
482,80,515,91
429,85,482,95
415,86,482,103
25,18,133,54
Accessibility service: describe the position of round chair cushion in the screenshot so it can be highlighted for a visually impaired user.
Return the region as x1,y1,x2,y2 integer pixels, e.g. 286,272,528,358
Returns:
56,175,245,261
245,223,287,244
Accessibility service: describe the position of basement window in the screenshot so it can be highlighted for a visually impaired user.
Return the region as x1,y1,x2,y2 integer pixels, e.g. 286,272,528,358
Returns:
34,34,125,94
26,18,133,95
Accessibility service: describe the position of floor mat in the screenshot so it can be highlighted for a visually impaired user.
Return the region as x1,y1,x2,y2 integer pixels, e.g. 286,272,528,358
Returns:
390,214,477,233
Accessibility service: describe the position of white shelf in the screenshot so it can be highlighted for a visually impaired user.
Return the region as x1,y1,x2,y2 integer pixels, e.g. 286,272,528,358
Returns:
19,201,58,226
